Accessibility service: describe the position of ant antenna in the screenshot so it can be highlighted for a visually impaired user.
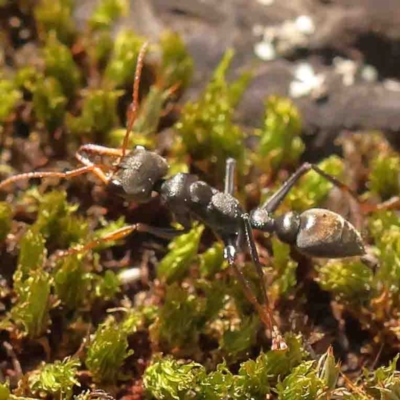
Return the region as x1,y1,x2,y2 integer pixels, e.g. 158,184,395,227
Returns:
121,41,149,158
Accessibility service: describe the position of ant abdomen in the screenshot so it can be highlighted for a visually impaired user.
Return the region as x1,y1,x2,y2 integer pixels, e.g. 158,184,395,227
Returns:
276,208,365,258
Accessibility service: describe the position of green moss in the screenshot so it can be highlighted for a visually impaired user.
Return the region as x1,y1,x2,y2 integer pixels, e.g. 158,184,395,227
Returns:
85,318,133,383
106,127,154,149
220,316,258,359
0,202,12,242
131,85,174,137
317,259,374,302
54,255,87,310
254,96,303,172
159,31,194,91
369,152,400,200
284,155,345,212
143,356,203,400
0,383,9,400
33,76,67,132
144,334,307,399
33,191,89,249
93,269,120,300
369,212,400,300
175,49,250,176
152,283,205,351
157,224,204,284
363,355,400,398
89,0,129,31
34,0,76,44
275,361,325,399
28,357,80,399
199,242,226,278
11,269,52,338
17,229,46,280
270,238,298,298
66,89,122,140
43,34,81,97
104,29,145,87
0,78,21,123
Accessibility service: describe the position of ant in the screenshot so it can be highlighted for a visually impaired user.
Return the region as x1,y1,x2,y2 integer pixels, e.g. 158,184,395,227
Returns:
0,42,365,350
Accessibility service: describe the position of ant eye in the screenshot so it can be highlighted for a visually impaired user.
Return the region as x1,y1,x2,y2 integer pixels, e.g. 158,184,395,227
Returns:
108,179,127,198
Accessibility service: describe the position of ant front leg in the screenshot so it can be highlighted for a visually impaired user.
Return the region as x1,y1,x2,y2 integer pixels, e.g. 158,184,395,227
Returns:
262,162,359,213
54,223,187,261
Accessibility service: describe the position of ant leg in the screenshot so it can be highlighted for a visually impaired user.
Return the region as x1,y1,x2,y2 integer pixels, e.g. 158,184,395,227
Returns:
122,41,149,157
54,223,187,260
242,214,287,350
224,239,286,350
76,144,124,162
0,164,109,190
262,163,360,213
224,158,236,195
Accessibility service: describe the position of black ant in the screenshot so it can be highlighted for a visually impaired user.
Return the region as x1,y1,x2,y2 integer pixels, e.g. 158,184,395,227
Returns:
0,42,365,350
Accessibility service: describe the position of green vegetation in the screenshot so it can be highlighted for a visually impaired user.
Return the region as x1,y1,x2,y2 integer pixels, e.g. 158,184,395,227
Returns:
0,1,400,399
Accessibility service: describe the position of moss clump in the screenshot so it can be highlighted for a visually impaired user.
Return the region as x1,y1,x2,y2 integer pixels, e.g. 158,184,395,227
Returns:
0,202,12,242
66,89,123,140
27,357,80,399
254,95,303,172
85,318,133,383
157,224,204,284
43,35,81,97
33,76,67,132
175,49,251,176
0,78,21,123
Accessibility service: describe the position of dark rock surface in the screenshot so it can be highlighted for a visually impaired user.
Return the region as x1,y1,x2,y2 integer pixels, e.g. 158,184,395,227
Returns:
81,0,400,160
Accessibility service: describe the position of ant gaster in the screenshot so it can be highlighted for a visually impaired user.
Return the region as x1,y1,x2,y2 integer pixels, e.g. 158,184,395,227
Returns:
0,42,365,351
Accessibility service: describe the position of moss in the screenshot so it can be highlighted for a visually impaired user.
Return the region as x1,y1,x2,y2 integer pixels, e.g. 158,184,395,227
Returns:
66,89,123,140
157,224,204,284
369,152,400,200
43,34,81,97
0,78,21,123
89,0,129,31
34,0,76,45
85,318,133,383
284,155,345,211
27,357,80,399
1,1,400,396
0,202,12,242
317,259,374,303
104,29,145,87
33,191,89,249
32,76,67,132
175,49,251,177
10,268,52,338
253,96,303,173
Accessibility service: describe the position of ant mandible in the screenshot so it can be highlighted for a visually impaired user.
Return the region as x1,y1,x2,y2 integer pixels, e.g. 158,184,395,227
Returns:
0,42,365,351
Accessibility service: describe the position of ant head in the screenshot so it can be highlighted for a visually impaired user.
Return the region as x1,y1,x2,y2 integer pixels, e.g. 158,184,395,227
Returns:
109,146,168,203
249,208,275,233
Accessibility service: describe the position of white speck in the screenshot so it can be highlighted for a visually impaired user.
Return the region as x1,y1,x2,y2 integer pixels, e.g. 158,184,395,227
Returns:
118,268,141,285
254,40,276,61
333,57,357,86
361,65,378,83
383,79,400,92
289,63,325,98
257,0,274,5
295,15,315,35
